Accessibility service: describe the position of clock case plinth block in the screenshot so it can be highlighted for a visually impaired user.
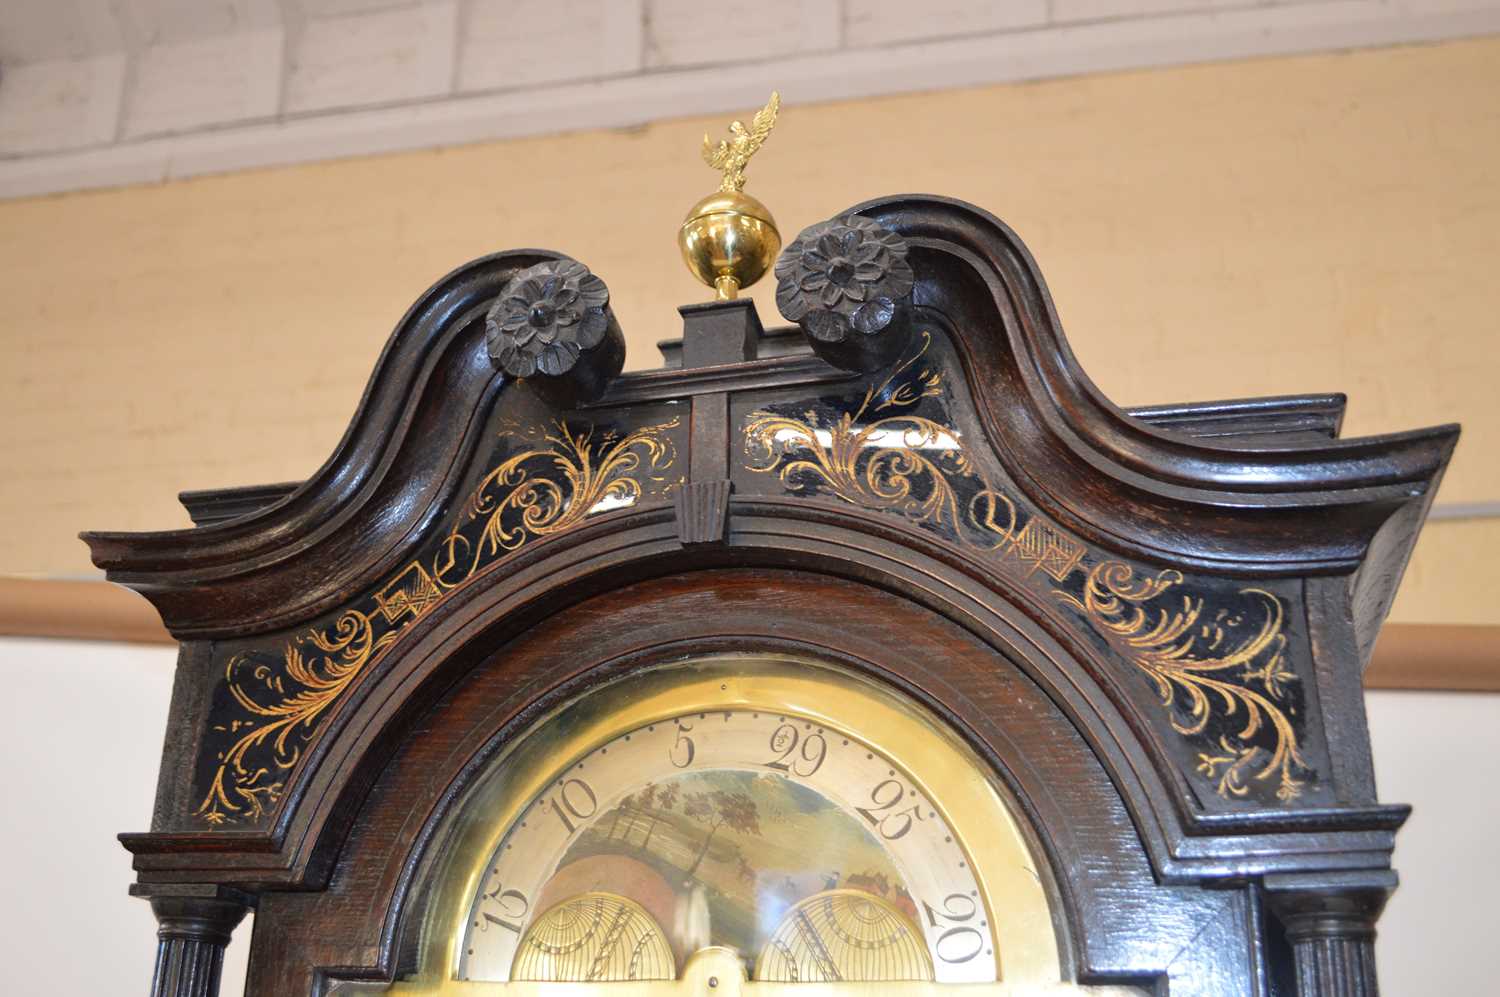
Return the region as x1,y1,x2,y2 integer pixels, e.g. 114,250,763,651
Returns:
83,196,1456,997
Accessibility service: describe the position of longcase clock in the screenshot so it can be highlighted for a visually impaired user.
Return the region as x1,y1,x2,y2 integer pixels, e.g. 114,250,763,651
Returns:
86,104,1456,997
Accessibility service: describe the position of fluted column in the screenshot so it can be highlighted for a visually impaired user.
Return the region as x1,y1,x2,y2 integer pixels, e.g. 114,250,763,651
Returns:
134,885,251,997
1265,871,1394,997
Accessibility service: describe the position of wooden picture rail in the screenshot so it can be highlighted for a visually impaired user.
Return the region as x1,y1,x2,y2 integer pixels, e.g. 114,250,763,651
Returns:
0,577,1492,692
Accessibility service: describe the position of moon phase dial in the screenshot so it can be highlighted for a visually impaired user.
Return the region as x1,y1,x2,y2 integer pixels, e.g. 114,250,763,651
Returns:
460,709,995,983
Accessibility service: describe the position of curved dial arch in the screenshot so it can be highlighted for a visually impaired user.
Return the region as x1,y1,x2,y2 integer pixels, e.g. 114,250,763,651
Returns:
461,709,991,982
410,656,1061,989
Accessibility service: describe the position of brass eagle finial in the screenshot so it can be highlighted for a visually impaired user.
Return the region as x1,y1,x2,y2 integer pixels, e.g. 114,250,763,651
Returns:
701,91,780,193
679,92,784,300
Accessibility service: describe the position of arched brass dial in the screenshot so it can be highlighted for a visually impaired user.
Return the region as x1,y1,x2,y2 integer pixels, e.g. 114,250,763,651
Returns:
382,656,1132,995
459,706,993,983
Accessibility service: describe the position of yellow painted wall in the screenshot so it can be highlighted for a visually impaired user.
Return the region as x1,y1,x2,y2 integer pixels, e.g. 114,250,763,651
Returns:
2,37,1495,623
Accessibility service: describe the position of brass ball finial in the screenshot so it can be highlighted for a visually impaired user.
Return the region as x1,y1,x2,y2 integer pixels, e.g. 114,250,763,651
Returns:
679,92,782,301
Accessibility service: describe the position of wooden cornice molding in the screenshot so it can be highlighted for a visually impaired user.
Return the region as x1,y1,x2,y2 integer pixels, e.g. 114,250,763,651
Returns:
0,576,1491,691
79,250,561,639
850,195,1459,565
76,198,1458,649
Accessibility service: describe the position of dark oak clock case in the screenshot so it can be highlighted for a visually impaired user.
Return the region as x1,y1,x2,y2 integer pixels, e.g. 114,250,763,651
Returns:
85,196,1457,997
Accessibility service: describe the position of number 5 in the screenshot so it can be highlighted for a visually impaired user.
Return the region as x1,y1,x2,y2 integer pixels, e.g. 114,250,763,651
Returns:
671,722,695,768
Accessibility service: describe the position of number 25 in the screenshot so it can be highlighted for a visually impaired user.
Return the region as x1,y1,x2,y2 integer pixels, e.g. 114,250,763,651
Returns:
855,779,923,839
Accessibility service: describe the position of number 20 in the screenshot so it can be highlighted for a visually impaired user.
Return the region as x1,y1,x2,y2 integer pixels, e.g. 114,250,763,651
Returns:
922,893,985,964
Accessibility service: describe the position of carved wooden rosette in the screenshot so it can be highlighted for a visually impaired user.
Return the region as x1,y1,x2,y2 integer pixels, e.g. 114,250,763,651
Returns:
486,258,624,405
775,213,915,371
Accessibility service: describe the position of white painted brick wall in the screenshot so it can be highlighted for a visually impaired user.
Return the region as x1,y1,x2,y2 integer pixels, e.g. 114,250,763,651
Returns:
284,2,457,114
0,54,124,155
0,2,125,65
2,0,1500,195
1051,0,1232,24
125,1,282,44
845,0,1049,47
459,0,643,92
123,28,282,138
644,0,841,68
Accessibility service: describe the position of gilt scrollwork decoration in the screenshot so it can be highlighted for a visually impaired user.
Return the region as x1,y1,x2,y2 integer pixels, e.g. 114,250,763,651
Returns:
743,331,1309,804
744,332,1015,545
438,419,680,581
198,608,393,825
1055,562,1307,801
196,417,681,825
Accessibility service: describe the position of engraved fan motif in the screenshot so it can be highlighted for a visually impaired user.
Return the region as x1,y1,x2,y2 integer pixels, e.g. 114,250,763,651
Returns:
755,889,934,982
511,892,676,981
